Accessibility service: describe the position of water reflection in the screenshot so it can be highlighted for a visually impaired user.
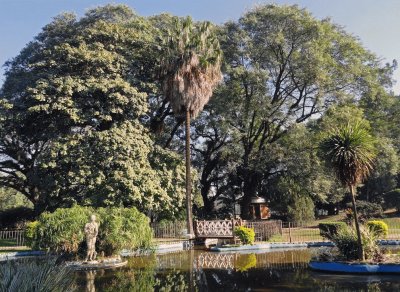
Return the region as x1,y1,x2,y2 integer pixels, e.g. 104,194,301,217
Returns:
75,248,400,291
85,270,96,292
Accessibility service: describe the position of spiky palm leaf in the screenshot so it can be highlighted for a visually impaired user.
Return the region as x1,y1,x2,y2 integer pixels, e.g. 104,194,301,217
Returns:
319,122,376,260
160,16,222,118
319,122,376,187
0,257,75,292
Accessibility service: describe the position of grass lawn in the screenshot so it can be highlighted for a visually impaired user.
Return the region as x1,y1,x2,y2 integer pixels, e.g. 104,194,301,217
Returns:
266,211,400,243
0,238,18,247
0,239,30,251
0,248,31,254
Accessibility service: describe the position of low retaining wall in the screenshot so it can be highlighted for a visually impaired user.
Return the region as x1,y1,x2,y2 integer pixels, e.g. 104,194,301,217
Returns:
210,240,398,252
0,250,45,261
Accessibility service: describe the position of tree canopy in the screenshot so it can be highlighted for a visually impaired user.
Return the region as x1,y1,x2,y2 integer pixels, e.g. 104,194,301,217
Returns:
0,5,186,218
0,3,398,222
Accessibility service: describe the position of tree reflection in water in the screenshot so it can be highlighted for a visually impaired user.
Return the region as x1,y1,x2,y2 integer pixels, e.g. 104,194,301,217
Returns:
75,249,400,291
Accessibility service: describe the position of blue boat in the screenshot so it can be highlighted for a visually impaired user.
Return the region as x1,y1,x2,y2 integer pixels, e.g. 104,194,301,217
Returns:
309,261,400,274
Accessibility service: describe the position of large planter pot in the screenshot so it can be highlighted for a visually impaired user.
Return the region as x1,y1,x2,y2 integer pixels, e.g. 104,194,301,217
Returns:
309,261,400,274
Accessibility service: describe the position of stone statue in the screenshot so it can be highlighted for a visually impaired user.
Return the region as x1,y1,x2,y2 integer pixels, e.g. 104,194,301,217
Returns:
84,214,98,262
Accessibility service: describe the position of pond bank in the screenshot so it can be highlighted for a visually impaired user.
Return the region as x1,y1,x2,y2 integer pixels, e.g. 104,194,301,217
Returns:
210,240,400,252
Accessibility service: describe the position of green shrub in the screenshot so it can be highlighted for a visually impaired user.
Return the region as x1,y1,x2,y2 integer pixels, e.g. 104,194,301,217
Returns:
331,227,360,260
96,207,153,256
287,195,315,223
0,207,35,229
366,220,388,238
25,221,39,247
331,225,382,261
360,226,383,262
346,200,383,220
318,222,347,240
384,189,400,212
32,205,152,256
234,226,255,245
34,205,92,253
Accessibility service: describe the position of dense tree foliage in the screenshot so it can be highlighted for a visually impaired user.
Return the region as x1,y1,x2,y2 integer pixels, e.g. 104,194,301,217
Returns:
183,5,397,218
0,3,398,223
0,5,186,218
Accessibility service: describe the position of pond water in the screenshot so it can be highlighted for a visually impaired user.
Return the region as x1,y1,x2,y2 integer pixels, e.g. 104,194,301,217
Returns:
73,248,400,291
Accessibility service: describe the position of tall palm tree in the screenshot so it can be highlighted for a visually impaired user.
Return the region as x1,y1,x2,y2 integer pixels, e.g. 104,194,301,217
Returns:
319,123,376,260
159,17,222,237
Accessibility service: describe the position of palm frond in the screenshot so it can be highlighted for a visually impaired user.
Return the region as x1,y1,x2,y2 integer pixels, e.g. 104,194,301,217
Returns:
319,122,376,187
0,257,75,292
160,16,223,118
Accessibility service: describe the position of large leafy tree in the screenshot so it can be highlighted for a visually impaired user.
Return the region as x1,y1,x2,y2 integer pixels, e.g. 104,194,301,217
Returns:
320,123,376,260
0,5,186,218
159,17,222,235
195,4,392,217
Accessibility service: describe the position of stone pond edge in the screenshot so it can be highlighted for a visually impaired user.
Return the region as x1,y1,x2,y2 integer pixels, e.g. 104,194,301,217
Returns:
2,240,400,259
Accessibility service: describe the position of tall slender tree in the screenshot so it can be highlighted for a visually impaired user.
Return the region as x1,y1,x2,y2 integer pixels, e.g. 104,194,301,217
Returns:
159,17,222,236
319,123,376,260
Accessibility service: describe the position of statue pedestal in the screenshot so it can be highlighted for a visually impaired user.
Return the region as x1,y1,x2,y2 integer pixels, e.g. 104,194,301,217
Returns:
67,257,127,271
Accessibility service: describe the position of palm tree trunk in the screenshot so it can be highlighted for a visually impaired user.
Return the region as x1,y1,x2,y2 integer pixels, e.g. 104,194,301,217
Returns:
185,109,194,237
350,185,365,261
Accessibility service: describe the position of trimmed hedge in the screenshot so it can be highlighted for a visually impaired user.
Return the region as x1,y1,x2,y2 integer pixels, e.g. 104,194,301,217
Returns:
30,205,152,256
234,226,255,245
318,222,347,240
366,220,388,238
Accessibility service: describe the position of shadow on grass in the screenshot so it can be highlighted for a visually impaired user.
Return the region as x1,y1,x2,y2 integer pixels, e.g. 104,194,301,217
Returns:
0,239,18,247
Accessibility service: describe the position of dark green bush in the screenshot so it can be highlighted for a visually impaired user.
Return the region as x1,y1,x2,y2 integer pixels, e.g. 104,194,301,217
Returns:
287,195,315,223
384,189,400,212
331,228,359,260
366,220,388,238
0,207,35,229
96,207,153,256
32,205,152,256
318,222,347,240
331,225,382,261
234,226,255,245
33,205,92,253
346,201,383,220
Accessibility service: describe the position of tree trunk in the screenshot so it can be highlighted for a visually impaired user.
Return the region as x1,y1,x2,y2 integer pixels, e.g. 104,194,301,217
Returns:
240,170,259,219
200,178,215,217
185,109,194,237
350,185,365,261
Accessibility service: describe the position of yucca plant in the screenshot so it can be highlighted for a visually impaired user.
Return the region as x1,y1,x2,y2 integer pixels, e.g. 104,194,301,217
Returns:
0,257,75,292
159,16,222,236
319,122,376,261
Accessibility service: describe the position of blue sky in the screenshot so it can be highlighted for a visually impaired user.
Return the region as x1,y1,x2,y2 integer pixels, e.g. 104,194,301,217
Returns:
0,0,399,93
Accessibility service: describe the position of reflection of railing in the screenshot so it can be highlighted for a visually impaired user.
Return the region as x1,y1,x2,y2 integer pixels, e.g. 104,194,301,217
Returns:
195,253,235,269
193,250,310,270
0,230,25,247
